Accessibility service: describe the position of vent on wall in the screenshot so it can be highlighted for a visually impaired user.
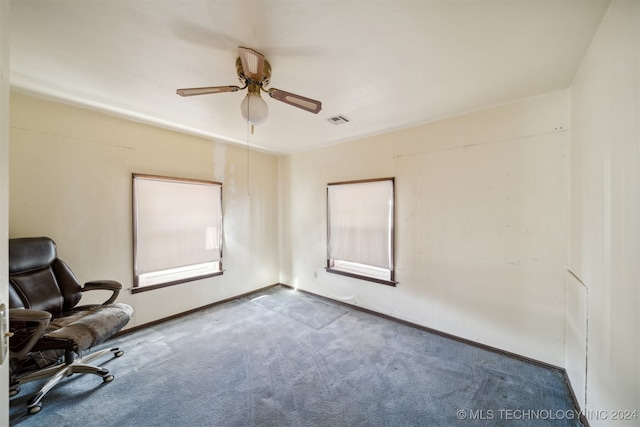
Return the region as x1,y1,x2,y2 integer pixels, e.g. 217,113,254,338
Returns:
327,115,350,125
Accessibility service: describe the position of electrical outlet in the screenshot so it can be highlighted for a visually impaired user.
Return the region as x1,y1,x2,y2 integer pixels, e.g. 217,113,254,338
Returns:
313,271,318,279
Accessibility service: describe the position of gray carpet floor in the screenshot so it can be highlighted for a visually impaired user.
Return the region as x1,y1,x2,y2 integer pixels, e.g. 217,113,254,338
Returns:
9,285,583,426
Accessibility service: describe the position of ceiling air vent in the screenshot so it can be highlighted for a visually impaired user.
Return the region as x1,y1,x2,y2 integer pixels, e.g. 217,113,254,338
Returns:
328,115,350,125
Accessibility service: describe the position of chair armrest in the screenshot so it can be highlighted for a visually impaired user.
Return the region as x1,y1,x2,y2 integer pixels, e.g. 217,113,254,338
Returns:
9,309,51,359
10,308,51,323
82,280,123,305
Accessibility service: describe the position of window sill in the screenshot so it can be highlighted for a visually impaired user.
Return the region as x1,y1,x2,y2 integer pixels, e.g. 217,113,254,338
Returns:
131,270,224,294
325,268,397,287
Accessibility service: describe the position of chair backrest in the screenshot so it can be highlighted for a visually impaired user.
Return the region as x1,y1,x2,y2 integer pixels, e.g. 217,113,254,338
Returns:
9,237,83,315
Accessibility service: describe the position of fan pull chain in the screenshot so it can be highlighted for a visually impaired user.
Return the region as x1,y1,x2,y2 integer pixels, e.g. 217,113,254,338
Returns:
247,120,253,197
246,100,251,197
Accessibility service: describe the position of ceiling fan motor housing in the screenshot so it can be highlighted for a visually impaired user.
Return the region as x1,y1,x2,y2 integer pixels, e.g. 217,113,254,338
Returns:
236,58,271,88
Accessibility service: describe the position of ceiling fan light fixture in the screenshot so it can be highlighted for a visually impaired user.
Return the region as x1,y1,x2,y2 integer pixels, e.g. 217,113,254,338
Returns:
240,91,268,125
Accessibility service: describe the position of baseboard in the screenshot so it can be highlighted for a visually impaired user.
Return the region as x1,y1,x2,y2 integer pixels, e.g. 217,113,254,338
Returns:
279,283,588,426
562,373,590,427
115,283,281,336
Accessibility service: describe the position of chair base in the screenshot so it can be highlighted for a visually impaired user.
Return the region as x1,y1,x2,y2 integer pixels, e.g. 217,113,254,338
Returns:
10,347,124,415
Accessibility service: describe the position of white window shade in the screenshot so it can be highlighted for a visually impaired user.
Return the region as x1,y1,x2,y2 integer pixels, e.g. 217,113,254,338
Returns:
133,175,223,288
327,179,394,271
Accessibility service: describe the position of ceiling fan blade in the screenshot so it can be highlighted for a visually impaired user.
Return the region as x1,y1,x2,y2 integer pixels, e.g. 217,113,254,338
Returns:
176,86,241,97
268,88,322,114
238,46,265,82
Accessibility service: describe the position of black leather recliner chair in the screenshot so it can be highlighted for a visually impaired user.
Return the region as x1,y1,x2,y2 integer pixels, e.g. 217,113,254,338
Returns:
8,236,133,414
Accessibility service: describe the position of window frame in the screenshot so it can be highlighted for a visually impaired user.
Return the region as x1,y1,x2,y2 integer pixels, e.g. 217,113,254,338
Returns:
132,173,223,293
326,177,397,287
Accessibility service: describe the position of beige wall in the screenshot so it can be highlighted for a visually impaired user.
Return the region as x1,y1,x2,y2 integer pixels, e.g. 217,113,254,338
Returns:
9,91,280,328
280,91,570,366
568,0,639,420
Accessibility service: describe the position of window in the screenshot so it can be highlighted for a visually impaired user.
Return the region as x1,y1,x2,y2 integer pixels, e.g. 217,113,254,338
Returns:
326,178,396,286
132,174,223,292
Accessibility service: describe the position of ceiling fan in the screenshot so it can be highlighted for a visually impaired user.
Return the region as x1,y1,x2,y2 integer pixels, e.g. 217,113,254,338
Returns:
177,46,322,125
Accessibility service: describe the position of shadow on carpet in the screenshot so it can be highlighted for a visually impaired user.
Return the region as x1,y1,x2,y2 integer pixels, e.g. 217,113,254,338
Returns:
249,286,348,329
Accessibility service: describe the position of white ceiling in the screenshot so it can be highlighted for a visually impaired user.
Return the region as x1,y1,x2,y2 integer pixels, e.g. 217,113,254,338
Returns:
10,0,610,154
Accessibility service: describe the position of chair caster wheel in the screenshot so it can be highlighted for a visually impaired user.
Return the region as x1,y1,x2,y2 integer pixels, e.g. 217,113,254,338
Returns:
28,404,42,415
10,388,19,397
103,374,114,383
114,350,124,357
